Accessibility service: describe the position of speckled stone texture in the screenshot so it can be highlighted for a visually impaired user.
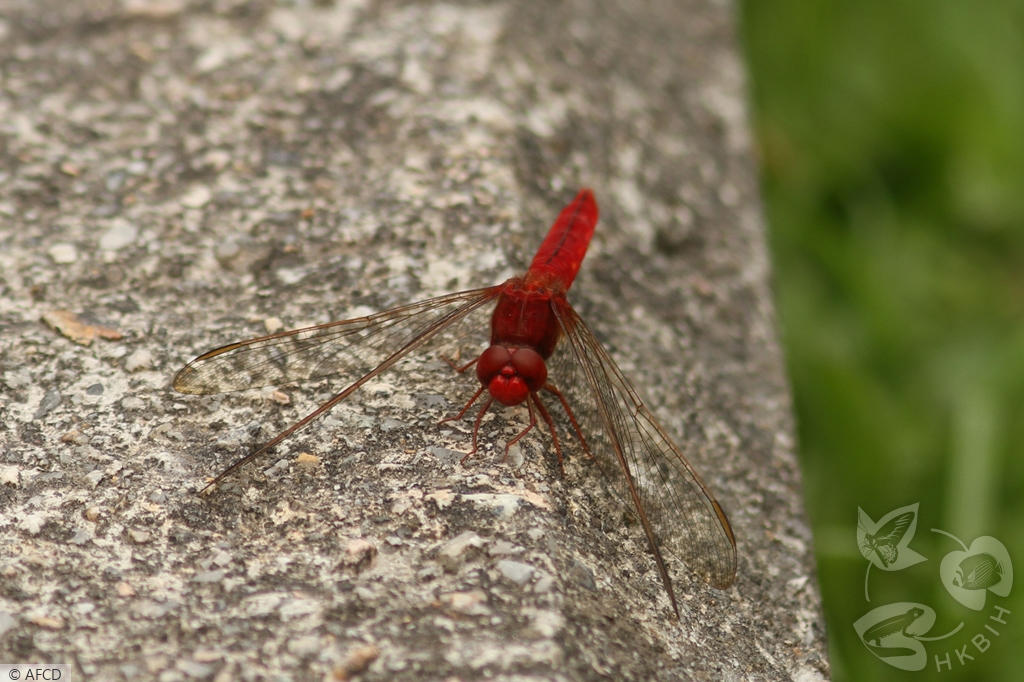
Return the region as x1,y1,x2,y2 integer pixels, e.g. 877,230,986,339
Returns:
0,1,829,680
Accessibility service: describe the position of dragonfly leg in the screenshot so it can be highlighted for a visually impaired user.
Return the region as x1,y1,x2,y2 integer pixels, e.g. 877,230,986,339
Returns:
543,382,594,462
531,392,566,476
439,384,494,465
439,384,487,427
443,354,479,373
502,396,538,463
460,396,494,464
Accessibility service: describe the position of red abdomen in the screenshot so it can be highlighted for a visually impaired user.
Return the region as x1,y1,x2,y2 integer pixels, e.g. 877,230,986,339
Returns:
525,188,598,291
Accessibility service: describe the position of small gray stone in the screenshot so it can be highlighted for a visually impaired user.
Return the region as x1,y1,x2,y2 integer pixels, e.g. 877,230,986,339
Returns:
177,660,213,678
533,571,555,594
488,539,524,557
129,529,152,544
49,242,78,263
34,389,62,418
192,570,226,583
437,530,485,571
496,559,534,585
125,349,154,372
70,528,92,545
19,512,46,535
180,185,212,208
99,218,138,250
0,611,17,638
286,635,322,657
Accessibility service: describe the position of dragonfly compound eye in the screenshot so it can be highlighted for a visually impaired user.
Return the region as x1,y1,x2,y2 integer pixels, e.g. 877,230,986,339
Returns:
476,345,547,406
508,347,547,391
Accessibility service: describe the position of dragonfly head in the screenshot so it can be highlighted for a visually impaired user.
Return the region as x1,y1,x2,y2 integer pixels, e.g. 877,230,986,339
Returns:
476,345,547,406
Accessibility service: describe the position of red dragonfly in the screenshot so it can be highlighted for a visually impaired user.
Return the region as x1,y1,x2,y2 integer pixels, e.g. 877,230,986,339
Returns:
174,189,737,614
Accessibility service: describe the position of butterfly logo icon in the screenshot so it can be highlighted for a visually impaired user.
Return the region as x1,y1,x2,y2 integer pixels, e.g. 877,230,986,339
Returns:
858,504,927,572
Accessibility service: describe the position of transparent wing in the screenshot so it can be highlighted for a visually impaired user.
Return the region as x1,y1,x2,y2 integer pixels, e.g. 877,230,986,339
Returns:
173,285,502,395
174,285,502,491
550,299,737,606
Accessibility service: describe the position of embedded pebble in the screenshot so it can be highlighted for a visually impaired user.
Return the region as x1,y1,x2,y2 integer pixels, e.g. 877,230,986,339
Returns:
337,644,380,678
34,389,62,418
121,396,146,410
0,465,20,486
177,660,213,678
20,513,46,535
99,219,138,250
180,185,212,208
49,242,78,263
129,529,151,544
568,560,597,591
125,348,154,371
279,597,321,619
0,612,17,638
461,492,525,518
70,529,92,546
533,571,555,594
133,600,178,618
428,447,461,466
192,570,226,583
243,593,285,617
438,531,485,570
275,266,306,284
425,488,455,509
342,538,377,571
379,418,407,432
287,635,322,657
30,615,64,629
496,559,534,585
105,169,126,191
488,539,524,557
528,610,565,638
215,239,239,261
211,550,233,567
439,590,489,615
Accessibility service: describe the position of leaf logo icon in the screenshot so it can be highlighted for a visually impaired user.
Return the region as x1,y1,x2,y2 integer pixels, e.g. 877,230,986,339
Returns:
940,536,1013,610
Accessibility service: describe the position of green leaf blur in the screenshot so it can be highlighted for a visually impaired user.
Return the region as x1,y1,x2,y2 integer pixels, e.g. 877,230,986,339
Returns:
741,1,1024,680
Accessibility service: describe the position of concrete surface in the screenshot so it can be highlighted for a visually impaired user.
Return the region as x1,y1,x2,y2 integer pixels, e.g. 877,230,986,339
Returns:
0,0,829,679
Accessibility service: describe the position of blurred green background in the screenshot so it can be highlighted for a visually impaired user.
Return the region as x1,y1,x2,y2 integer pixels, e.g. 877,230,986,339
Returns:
740,1,1024,680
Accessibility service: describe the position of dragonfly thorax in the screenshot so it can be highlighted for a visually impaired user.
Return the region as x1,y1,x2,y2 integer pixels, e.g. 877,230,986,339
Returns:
476,345,547,406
